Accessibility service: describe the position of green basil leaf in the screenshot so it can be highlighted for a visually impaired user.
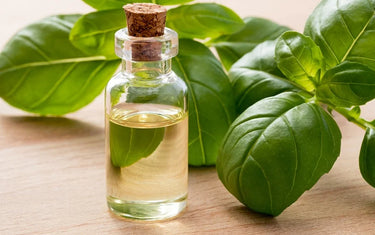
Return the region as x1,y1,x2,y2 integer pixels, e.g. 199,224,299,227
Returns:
0,15,120,115
349,106,361,120
217,92,341,216
70,9,126,59
316,62,375,107
173,39,236,166
212,17,290,71
83,0,193,10
229,40,299,113
304,0,375,70
167,3,244,39
275,31,324,91
110,121,165,167
360,128,375,188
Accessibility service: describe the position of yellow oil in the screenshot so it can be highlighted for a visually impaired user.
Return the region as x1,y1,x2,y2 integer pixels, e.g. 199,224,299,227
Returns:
106,103,188,220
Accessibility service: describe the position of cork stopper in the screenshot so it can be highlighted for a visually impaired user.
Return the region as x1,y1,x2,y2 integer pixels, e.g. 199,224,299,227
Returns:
124,3,167,37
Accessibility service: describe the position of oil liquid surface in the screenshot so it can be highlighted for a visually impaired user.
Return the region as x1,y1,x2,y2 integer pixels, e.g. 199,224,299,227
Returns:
106,103,188,220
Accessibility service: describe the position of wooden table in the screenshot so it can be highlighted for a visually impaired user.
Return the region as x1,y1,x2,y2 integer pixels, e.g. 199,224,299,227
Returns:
1,0,375,234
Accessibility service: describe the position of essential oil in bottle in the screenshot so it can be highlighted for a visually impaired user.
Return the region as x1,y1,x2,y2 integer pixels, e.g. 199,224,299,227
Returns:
105,3,188,221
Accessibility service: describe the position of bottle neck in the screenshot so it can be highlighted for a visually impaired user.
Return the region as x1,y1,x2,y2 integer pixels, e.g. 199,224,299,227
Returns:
121,59,172,78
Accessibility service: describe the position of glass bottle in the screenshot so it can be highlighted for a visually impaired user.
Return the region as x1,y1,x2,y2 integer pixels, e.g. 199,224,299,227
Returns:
105,4,188,221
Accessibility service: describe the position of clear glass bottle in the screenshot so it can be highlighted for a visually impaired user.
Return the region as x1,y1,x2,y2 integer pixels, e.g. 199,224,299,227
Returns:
105,21,188,220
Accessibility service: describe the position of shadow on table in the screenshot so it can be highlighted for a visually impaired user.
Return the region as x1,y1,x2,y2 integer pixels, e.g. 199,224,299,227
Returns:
1,115,103,144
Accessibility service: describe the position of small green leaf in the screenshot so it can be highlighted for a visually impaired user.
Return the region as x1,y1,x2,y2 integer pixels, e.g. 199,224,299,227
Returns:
316,62,375,107
70,9,126,58
217,92,341,216
348,106,361,120
0,15,120,115
229,40,300,113
275,31,324,91
110,121,165,167
172,39,236,166
213,17,290,70
167,3,244,39
359,128,375,188
304,0,375,70
83,0,193,10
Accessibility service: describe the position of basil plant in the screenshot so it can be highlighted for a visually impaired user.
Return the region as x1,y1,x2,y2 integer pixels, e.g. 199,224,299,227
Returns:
217,0,375,215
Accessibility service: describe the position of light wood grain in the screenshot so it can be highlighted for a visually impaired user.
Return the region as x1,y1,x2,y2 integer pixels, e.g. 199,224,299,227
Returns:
1,0,375,234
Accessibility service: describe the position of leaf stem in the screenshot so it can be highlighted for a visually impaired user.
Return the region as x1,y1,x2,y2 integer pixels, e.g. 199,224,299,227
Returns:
332,106,374,130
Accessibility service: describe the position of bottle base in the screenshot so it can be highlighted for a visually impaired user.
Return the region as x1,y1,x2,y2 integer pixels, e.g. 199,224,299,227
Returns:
107,195,187,221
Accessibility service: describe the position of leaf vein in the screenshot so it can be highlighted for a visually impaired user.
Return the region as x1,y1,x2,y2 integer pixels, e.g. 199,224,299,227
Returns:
341,10,375,62
281,115,298,205
30,63,78,109
0,56,108,74
17,34,51,61
3,68,31,99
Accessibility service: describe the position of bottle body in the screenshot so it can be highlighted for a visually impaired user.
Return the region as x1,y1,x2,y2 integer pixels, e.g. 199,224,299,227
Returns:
105,28,188,221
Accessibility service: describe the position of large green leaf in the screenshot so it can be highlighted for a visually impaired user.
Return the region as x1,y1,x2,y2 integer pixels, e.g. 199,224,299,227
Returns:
229,40,300,113
217,92,341,216
275,31,324,91
316,62,375,107
212,17,290,71
0,15,120,115
172,39,236,166
110,121,165,167
167,3,244,39
304,0,375,70
70,9,126,58
83,0,193,10
359,127,375,188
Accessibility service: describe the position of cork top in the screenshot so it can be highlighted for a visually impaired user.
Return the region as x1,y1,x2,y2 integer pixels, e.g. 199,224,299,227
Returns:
124,3,167,37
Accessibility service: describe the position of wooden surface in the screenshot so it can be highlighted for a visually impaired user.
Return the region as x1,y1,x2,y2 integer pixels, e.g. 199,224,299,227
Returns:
1,0,375,234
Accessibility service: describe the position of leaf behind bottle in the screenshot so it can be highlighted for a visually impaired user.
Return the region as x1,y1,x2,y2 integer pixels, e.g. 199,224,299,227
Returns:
70,9,126,59
0,15,120,115
172,39,236,166
167,3,244,40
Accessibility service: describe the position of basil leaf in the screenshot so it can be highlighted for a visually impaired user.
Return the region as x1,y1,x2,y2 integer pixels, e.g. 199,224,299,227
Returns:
0,15,120,115
316,62,375,107
217,92,341,216
167,3,244,39
231,41,286,80
360,127,375,188
229,40,299,113
349,106,361,120
213,17,290,71
83,0,193,10
275,31,324,91
110,121,165,167
304,0,375,70
70,9,126,59
172,39,236,166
